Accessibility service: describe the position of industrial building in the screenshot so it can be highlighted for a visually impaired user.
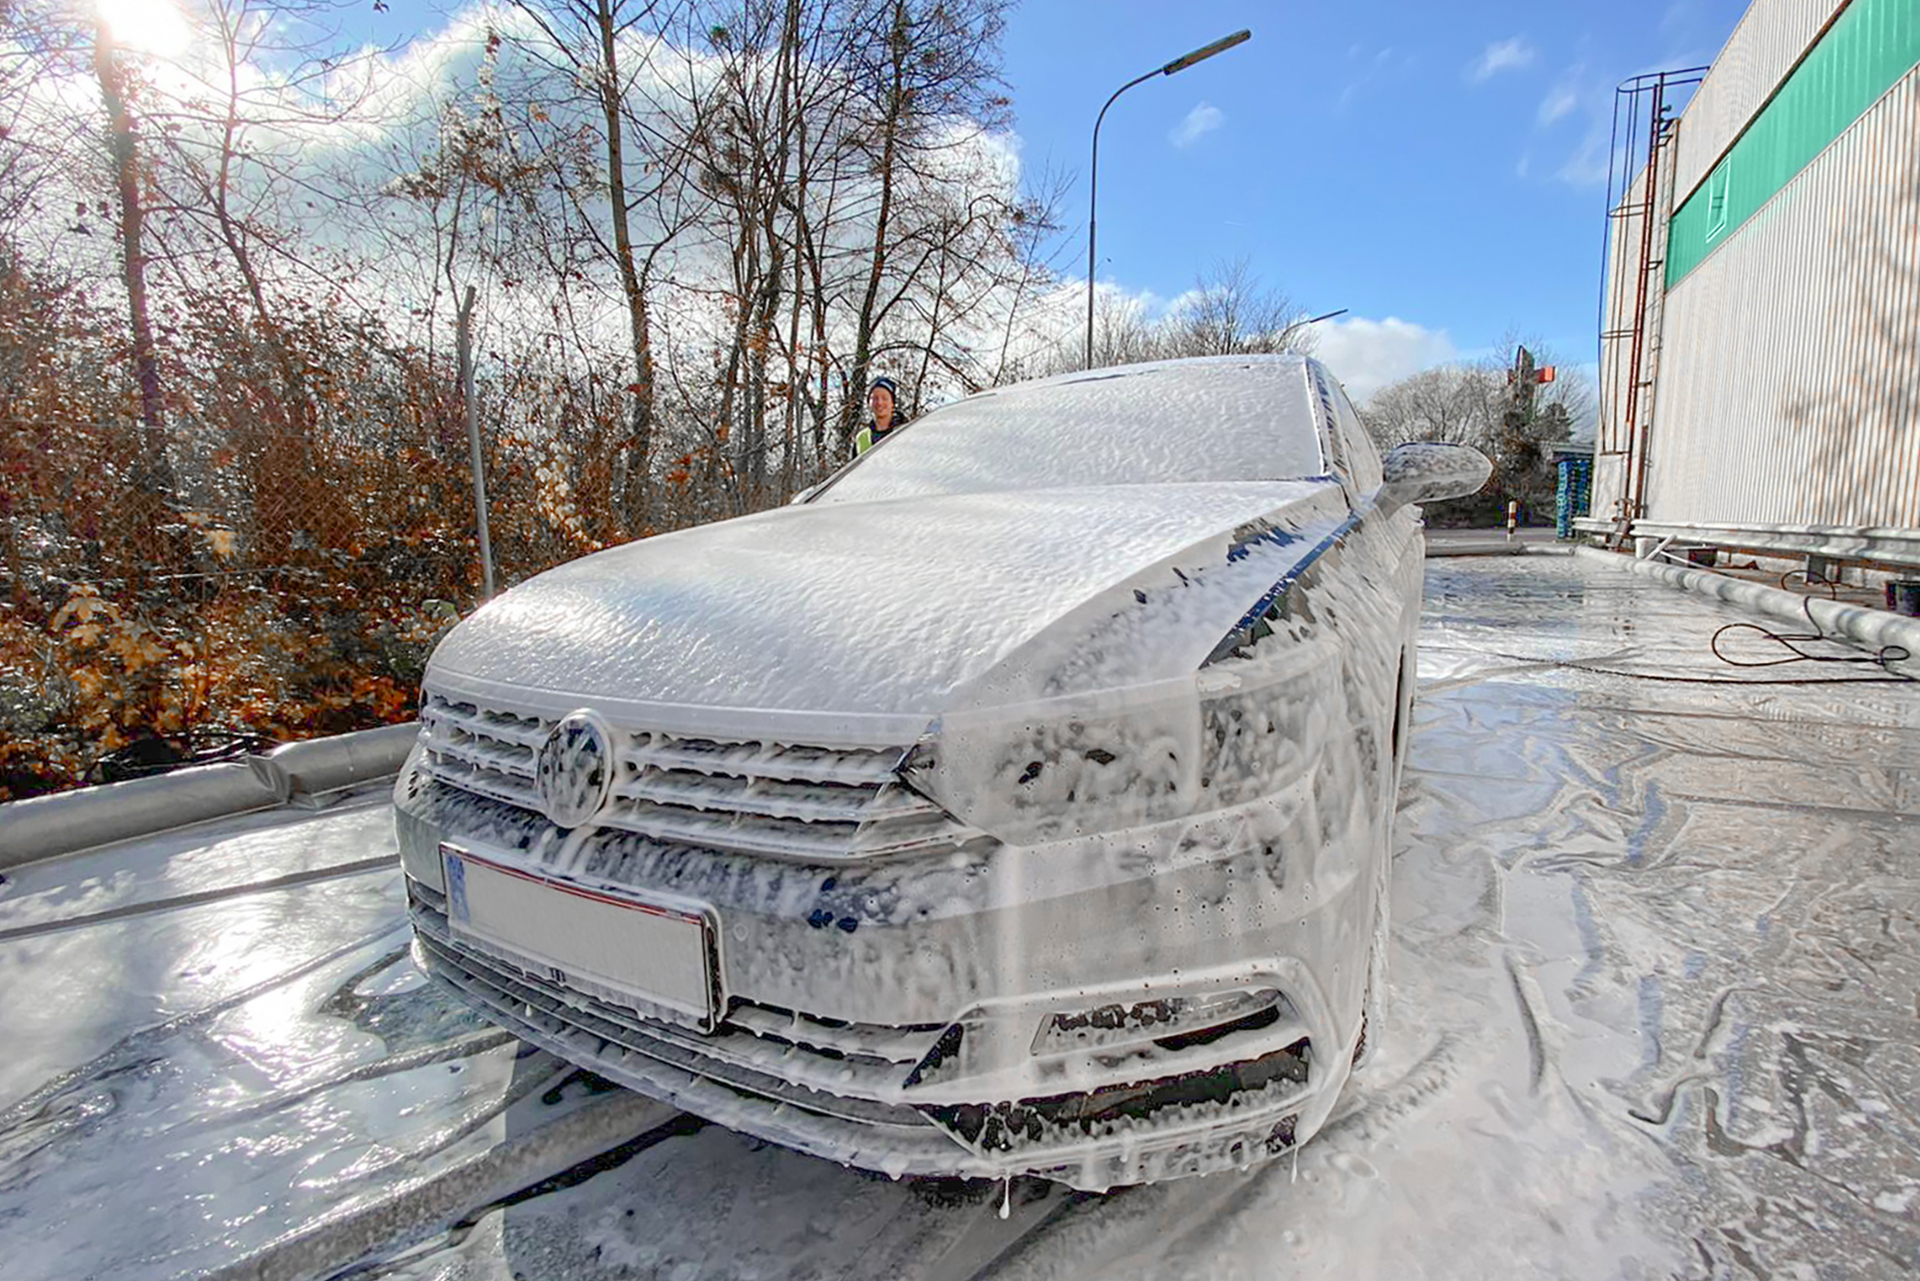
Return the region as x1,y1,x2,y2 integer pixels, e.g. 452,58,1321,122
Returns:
1590,0,1920,569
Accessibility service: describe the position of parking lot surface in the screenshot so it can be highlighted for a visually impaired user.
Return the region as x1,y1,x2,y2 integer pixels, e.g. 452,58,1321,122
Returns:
0,554,1914,1279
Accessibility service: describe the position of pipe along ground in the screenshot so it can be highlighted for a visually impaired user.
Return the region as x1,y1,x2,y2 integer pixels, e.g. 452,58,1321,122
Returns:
1572,546,1920,681
0,722,418,871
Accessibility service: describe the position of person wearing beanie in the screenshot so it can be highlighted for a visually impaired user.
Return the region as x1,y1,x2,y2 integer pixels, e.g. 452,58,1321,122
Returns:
854,376,906,454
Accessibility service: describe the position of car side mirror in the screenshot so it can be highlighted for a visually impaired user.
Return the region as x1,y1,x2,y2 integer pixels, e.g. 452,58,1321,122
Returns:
1378,442,1492,512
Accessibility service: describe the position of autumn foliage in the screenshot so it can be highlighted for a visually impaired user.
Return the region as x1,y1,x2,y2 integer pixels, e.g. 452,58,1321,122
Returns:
0,253,660,799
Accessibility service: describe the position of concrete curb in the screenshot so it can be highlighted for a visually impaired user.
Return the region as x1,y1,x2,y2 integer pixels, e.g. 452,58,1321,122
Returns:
0,722,419,872
1573,545,1920,679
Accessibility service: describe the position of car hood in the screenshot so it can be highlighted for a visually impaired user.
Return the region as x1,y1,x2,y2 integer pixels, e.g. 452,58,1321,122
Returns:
427,481,1349,733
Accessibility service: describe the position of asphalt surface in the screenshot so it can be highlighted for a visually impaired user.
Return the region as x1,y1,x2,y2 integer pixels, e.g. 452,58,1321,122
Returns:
0,554,1915,1280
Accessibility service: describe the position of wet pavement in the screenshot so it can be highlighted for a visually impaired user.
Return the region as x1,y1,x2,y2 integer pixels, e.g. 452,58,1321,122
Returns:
0,554,1914,1279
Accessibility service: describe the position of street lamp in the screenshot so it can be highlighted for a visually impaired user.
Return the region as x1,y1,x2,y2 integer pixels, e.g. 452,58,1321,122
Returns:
1086,29,1251,369
1278,307,1349,349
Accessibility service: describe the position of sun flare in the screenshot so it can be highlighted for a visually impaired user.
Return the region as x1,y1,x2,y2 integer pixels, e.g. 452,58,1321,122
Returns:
96,0,192,58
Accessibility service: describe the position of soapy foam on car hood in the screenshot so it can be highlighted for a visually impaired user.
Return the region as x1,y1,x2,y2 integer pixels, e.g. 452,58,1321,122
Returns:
428,481,1339,718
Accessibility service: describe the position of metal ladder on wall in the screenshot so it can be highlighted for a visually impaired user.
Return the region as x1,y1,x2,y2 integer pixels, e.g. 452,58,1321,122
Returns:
1598,67,1707,550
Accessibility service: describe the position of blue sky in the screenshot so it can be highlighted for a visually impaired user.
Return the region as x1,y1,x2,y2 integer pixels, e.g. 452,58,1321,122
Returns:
999,0,1749,394
354,0,1751,398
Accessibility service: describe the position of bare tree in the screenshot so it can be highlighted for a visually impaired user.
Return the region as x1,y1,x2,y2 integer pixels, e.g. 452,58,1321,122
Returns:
833,0,1015,453
1360,365,1503,450
132,0,398,465
645,0,1044,499
160,2,385,311
1360,341,1592,522
90,18,172,506
1025,256,1312,378
507,0,694,530
1361,339,1592,451
1159,258,1313,359
0,1,91,243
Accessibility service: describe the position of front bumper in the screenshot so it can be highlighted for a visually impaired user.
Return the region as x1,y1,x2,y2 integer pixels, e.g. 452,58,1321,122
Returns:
408,882,1337,1190
397,755,1371,1191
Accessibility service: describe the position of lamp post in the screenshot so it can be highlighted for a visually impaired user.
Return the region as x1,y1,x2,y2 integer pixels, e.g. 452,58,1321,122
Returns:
1086,29,1251,370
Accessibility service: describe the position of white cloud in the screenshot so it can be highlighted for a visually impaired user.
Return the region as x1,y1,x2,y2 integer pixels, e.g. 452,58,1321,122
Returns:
1169,102,1224,148
1310,317,1459,403
1468,37,1537,83
1537,77,1580,125
1548,75,1615,187
1555,125,1612,186
1338,46,1400,112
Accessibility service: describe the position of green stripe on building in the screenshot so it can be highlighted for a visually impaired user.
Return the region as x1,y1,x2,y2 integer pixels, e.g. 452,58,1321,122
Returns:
1667,0,1920,287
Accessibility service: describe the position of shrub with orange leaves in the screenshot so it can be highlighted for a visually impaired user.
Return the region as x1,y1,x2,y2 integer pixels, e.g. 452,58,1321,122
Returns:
0,247,840,801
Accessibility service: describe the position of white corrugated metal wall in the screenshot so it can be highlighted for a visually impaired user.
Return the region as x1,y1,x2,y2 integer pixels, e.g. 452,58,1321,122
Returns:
1596,0,1920,558
1648,63,1920,531
1673,0,1846,198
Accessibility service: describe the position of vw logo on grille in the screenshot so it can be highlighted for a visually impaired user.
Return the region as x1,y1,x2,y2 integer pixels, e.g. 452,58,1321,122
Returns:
535,711,615,829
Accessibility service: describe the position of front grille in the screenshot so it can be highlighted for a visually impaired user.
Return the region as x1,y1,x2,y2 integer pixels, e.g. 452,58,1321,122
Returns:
417,692,976,861
417,697,547,810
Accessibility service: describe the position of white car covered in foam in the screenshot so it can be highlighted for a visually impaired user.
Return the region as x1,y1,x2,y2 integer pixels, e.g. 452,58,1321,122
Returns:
392,355,1489,1190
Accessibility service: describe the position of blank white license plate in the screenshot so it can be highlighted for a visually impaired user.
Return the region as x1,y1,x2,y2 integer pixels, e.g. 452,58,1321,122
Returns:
440,843,717,1029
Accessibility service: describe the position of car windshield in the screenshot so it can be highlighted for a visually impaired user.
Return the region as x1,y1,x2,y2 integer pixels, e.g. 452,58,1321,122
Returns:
816,357,1328,503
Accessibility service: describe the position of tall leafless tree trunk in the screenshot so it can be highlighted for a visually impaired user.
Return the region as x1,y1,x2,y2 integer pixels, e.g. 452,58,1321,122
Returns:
839,0,907,456
92,22,172,505
590,0,660,532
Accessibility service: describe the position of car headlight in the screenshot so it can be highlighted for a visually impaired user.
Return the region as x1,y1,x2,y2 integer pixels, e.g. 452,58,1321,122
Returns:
900,677,1205,846
904,516,1348,847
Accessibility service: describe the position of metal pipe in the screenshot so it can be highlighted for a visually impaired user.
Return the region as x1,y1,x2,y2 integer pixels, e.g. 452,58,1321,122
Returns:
1621,78,1665,522
1597,65,1707,513
1596,84,1624,442
0,724,420,869
1085,30,1251,369
1574,547,1920,680
1627,77,1673,525
456,285,497,600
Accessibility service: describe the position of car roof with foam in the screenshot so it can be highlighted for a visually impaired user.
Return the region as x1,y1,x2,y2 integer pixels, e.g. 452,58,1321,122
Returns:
817,355,1331,504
